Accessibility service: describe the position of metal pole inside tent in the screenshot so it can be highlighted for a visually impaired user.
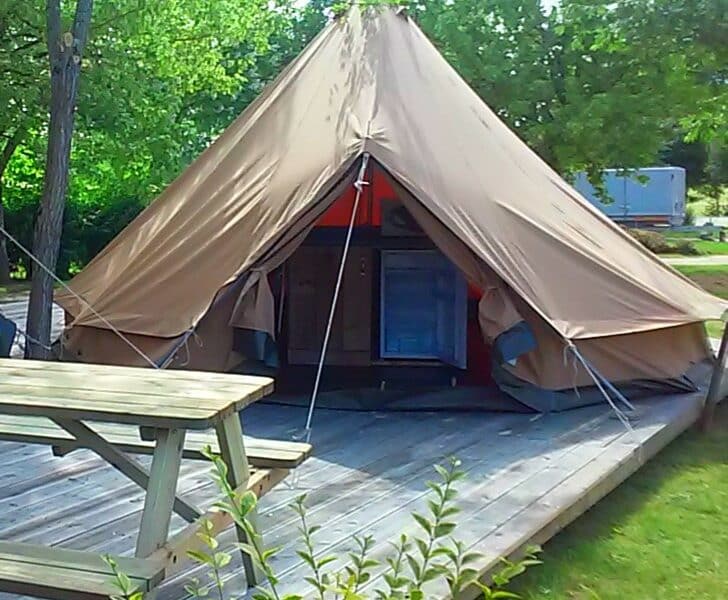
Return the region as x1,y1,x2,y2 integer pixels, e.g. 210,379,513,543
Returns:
303,153,371,441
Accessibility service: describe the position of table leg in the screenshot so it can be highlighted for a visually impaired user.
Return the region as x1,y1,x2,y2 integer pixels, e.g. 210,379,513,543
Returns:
135,428,186,558
215,413,262,587
52,419,200,522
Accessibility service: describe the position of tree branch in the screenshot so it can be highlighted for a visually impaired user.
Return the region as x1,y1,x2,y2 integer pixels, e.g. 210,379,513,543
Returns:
72,0,94,57
94,4,145,31
0,125,27,179
17,16,42,32
1,67,42,81
12,37,43,53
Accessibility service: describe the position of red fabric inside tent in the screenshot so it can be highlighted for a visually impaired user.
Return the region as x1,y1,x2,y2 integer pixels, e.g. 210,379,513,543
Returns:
316,167,398,227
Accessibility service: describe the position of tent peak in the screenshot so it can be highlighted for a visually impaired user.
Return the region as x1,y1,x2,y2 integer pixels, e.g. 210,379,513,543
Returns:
334,2,410,21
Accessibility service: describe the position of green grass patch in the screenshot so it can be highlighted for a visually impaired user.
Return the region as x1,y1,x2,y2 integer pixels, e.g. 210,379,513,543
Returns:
705,320,725,339
674,264,728,299
663,236,728,256
512,403,728,600
693,240,728,255
673,264,728,339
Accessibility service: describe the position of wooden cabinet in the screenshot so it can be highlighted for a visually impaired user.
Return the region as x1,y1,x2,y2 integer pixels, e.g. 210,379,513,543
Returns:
379,250,467,368
287,246,373,365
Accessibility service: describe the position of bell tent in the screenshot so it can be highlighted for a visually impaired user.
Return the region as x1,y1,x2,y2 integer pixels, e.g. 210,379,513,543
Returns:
56,7,726,412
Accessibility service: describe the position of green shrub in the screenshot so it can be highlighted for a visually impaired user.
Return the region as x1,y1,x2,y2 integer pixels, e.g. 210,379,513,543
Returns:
673,239,701,255
683,206,696,226
106,453,542,599
627,229,673,253
627,228,701,255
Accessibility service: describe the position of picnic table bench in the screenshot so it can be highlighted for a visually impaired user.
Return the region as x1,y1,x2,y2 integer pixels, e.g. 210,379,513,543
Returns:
0,358,310,599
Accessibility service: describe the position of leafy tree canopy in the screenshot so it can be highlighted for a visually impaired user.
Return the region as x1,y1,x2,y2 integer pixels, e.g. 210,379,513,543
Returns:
0,0,725,276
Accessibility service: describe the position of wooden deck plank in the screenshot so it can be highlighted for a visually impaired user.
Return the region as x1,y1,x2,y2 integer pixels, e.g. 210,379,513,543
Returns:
447,393,705,599
269,409,616,594
6,462,211,547
0,391,707,600
13,411,382,558
168,409,609,594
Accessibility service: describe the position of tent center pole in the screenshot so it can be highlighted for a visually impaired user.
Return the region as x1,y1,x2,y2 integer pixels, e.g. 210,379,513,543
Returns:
304,153,370,440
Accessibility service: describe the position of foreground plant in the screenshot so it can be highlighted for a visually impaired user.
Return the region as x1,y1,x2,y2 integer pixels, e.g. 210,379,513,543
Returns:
107,451,541,599
103,555,144,600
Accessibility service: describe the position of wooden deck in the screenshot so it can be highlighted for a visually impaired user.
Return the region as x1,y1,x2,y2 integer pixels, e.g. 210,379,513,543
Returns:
0,387,706,599
0,296,713,597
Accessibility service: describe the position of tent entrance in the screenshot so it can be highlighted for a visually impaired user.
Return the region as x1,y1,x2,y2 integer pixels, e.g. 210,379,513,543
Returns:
253,160,495,401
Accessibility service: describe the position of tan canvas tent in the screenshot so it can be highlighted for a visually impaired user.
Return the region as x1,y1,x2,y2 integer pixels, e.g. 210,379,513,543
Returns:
57,7,726,408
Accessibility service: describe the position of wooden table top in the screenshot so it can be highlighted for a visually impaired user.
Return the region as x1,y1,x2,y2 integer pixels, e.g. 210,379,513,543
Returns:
0,359,274,429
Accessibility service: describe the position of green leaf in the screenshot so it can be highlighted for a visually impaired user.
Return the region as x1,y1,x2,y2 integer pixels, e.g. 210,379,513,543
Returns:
415,538,429,559
422,564,448,582
433,464,449,480
296,549,316,569
406,553,422,580
237,542,257,557
318,555,337,568
213,551,232,568
431,546,455,560
426,481,445,500
187,550,214,566
261,546,281,561
412,513,433,535
434,522,457,538
196,532,219,550
237,490,258,516
440,505,461,518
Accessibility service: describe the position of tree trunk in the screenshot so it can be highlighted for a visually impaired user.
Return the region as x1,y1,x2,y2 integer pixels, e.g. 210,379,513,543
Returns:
25,0,93,359
0,127,26,284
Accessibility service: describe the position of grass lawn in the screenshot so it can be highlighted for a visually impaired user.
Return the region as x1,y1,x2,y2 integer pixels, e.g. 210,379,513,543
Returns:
663,236,728,256
672,264,728,338
689,240,728,255
512,263,728,599
511,402,728,600
674,265,728,300
693,240,728,255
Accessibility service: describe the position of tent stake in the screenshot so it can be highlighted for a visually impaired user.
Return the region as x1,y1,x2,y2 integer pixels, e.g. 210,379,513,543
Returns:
304,153,371,440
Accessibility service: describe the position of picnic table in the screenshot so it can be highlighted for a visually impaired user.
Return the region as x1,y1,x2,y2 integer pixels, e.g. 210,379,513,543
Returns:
0,358,311,600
